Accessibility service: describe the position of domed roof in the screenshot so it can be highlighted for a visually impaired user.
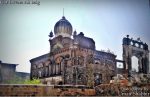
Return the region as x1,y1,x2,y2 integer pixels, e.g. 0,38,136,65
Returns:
54,16,73,38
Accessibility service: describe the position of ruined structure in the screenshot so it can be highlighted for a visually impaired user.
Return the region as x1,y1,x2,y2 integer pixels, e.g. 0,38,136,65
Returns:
0,61,17,83
30,16,116,85
0,61,30,83
123,35,149,78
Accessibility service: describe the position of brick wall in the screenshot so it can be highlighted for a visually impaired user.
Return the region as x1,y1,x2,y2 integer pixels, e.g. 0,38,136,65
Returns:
0,85,95,96
1,84,150,96
95,84,150,96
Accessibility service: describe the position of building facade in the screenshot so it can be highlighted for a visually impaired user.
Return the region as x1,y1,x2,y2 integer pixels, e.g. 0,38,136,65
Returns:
30,16,117,85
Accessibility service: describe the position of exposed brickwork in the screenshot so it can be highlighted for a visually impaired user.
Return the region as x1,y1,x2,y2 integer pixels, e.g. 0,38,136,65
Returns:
95,84,150,96
1,84,150,96
0,85,44,96
0,85,95,96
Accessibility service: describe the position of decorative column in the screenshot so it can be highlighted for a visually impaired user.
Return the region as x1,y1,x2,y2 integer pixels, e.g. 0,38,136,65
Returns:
138,56,142,73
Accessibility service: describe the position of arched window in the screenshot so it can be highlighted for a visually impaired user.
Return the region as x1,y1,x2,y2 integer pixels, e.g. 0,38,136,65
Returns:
38,70,42,78
56,63,59,74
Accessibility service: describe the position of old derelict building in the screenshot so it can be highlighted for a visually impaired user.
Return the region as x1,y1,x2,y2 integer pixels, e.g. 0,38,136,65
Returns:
0,60,30,83
0,61,17,83
30,16,116,85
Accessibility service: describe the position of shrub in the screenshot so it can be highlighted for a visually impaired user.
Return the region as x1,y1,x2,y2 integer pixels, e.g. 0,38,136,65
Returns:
24,78,42,84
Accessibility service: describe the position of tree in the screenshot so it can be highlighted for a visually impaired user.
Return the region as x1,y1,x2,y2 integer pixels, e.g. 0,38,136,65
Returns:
86,64,94,87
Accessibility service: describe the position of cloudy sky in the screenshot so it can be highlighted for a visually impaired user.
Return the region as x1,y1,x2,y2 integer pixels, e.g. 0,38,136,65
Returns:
0,0,150,73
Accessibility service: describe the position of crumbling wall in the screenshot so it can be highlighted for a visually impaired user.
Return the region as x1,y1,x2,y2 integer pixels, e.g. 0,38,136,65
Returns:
0,85,95,96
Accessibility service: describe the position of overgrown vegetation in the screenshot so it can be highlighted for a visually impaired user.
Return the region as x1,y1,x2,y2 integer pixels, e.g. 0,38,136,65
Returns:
24,78,42,84
86,64,94,87
4,75,42,84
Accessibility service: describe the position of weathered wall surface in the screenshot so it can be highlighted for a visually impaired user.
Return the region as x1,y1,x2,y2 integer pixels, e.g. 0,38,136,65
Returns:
0,85,95,96
95,84,150,96
0,63,16,83
1,84,150,96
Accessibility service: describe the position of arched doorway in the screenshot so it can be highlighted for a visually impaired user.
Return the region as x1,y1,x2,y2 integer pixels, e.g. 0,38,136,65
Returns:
131,56,139,72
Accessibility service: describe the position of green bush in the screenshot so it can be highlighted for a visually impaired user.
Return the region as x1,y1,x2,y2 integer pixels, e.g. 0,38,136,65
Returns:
4,75,42,85
24,78,42,84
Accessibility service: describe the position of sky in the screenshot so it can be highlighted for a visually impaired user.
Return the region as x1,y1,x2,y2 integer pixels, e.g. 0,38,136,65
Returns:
0,0,150,73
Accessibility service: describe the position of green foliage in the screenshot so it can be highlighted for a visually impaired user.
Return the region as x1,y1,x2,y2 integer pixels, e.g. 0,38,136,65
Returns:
4,75,41,85
24,78,42,84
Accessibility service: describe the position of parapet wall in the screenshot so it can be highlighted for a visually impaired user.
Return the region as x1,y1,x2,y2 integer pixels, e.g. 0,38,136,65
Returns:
0,85,95,96
1,84,150,96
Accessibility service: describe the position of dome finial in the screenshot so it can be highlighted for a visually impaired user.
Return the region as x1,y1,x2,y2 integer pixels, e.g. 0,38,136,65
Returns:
62,8,65,19
62,8,66,19
63,8,64,17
